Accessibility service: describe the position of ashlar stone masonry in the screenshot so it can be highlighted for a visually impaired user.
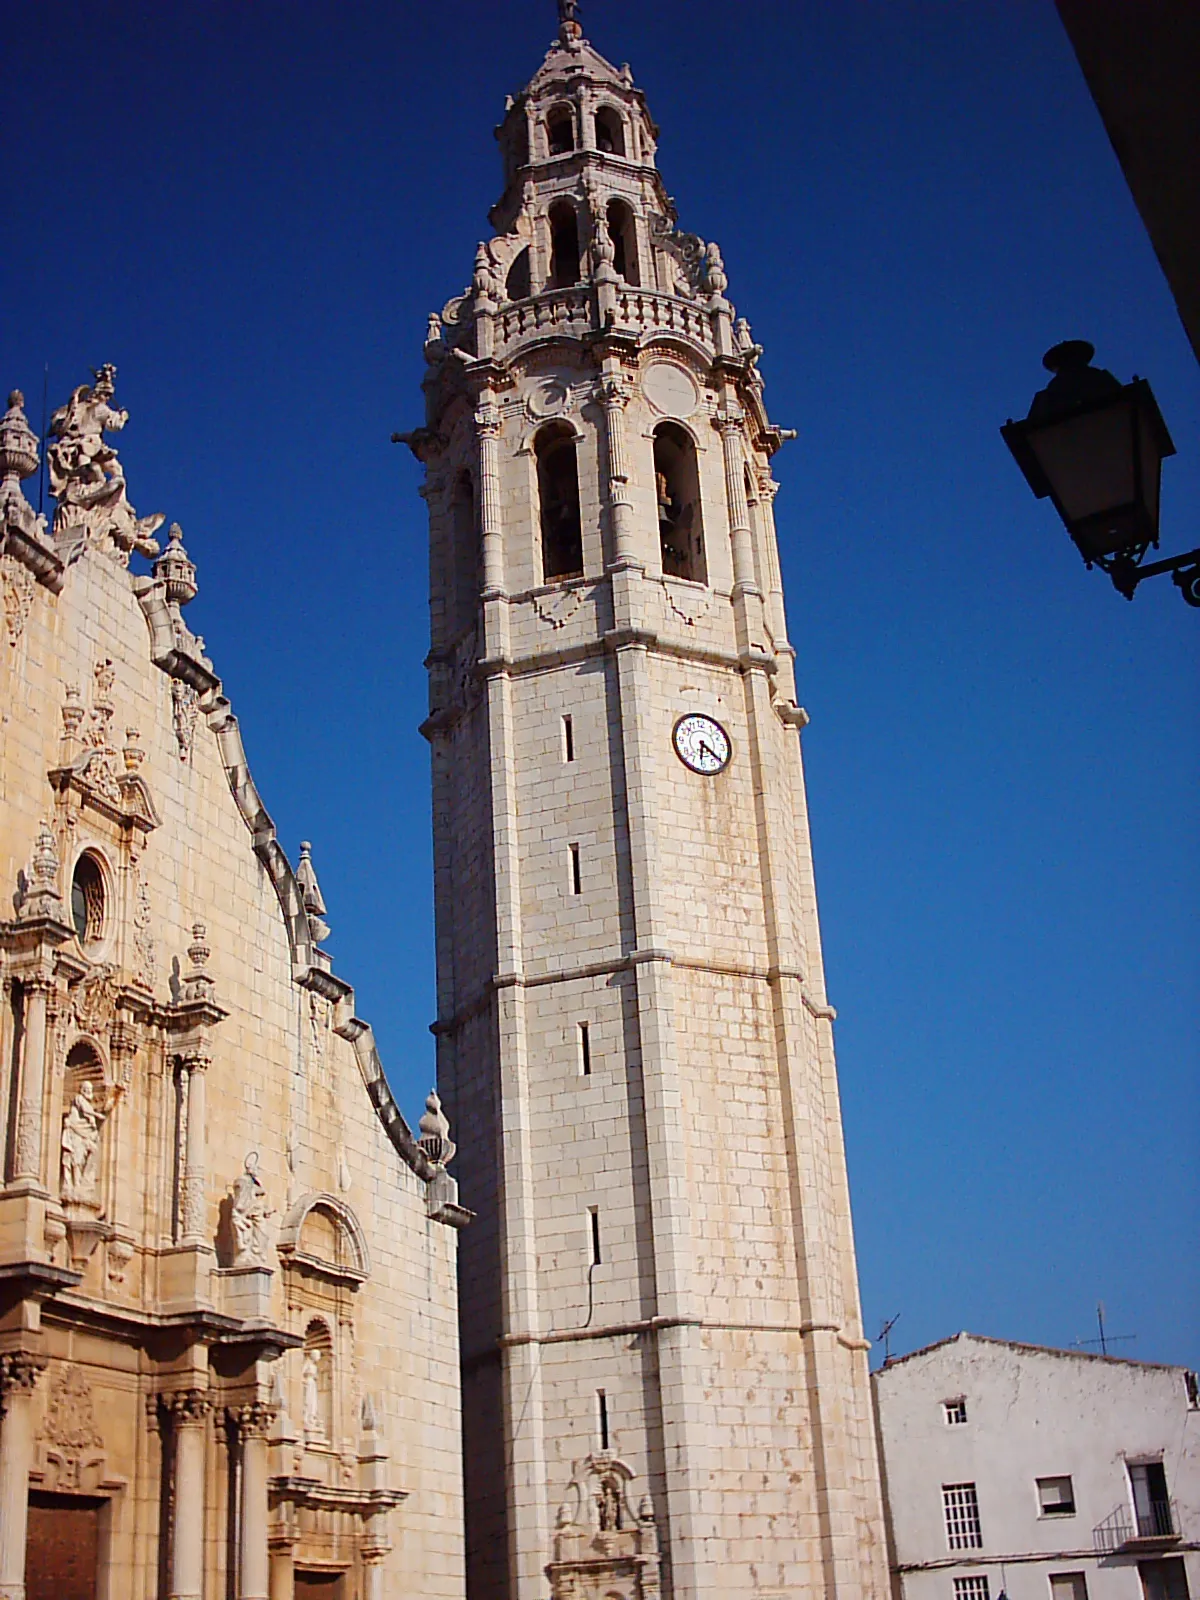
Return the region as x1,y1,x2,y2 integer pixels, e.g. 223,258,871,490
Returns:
399,7,892,1600
0,369,468,1600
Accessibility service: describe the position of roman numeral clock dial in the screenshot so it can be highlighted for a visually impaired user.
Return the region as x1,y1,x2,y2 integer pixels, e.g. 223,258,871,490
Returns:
672,713,732,775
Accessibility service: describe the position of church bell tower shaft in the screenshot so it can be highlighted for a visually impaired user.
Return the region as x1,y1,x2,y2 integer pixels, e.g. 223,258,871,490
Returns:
406,12,890,1598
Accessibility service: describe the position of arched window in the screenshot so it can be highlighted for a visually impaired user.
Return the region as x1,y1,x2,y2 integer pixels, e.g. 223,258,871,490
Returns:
536,424,583,582
450,469,479,628
548,202,581,289
654,422,706,583
547,106,575,156
505,245,531,302
606,199,639,286
70,852,106,947
594,107,626,157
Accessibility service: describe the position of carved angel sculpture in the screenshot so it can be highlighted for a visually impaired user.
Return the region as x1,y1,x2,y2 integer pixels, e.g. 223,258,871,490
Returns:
47,365,164,560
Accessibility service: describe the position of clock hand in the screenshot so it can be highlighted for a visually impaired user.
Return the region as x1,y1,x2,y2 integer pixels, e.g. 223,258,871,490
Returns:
698,740,716,763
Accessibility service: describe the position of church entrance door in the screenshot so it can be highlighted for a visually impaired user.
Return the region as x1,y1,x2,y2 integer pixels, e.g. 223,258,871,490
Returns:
25,1491,102,1600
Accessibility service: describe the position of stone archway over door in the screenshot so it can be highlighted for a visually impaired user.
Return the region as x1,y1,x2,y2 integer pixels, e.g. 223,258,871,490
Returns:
26,1492,102,1600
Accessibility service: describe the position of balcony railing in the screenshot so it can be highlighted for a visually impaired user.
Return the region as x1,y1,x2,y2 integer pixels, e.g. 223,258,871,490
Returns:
1094,1499,1179,1552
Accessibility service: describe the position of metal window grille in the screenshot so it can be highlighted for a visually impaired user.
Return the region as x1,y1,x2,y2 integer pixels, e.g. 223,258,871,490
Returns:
954,1578,990,1600
944,1483,983,1549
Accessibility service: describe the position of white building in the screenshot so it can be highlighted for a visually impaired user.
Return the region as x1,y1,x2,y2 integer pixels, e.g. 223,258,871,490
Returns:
873,1333,1200,1600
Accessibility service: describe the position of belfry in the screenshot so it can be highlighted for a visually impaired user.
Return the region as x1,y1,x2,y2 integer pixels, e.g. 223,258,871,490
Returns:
403,4,890,1598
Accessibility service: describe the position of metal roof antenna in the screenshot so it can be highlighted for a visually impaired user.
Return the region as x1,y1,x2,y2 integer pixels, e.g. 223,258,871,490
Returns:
878,1313,900,1366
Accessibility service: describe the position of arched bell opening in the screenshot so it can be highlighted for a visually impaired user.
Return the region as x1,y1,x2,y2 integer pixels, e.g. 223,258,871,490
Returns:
653,421,706,583
546,105,575,156
594,106,626,157
450,469,480,632
536,423,584,582
505,245,531,302
548,202,582,289
606,199,639,286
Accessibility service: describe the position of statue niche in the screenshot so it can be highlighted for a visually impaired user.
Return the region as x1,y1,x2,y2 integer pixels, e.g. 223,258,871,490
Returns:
57,1041,118,1267
548,1454,661,1600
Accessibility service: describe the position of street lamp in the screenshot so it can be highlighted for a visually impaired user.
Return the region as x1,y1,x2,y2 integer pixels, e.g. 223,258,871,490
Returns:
1002,340,1200,606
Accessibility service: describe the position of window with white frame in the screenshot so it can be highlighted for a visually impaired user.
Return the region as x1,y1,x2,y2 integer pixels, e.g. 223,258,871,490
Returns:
943,1483,983,1549
944,1398,968,1425
1038,1476,1076,1516
1050,1574,1088,1600
955,1577,990,1600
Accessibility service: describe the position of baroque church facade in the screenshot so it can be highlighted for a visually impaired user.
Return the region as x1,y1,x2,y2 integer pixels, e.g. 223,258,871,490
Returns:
0,6,887,1600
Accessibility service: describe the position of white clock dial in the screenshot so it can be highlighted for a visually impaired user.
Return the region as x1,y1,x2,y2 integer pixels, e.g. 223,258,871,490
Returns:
672,713,731,775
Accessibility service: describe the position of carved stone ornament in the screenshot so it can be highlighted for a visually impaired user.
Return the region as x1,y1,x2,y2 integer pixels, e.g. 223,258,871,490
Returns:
16,820,66,922
548,1453,661,1600
47,364,165,564
418,1090,456,1169
0,1351,47,1400
60,1079,108,1207
1,552,35,643
230,1152,274,1267
56,663,161,830
296,842,330,946
132,868,156,987
71,964,119,1038
165,1388,213,1425
0,390,46,533
171,675,200,762
42,1366,104,1453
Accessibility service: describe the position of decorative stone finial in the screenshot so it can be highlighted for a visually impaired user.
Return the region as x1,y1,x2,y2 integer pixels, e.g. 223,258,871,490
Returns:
419,1090,456,1169
122,727,144,773
182,921,216,1003
556,0,582,43
703,241,728,297
47,365,164,563
296,841,331,946
0,390,47,539
17,820,65,922
153,523,198,606
61,684,85,743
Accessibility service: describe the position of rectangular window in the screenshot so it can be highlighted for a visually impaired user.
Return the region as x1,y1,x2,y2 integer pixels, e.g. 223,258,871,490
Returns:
1129,1463,1174,1539
563,715,575,762
569,844,582,895
944,1399,968,1425
1139,1560,1190,1600
597,1389,609,1450
1038,1476,1076,1516
943,1483,983,1550
954,1578,990,1600
578,1021,592,1077
588,1206,601,1265
1050,1575,1088,1600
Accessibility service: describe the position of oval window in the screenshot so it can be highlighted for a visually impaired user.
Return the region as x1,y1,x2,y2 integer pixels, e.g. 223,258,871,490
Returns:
70,853,106,946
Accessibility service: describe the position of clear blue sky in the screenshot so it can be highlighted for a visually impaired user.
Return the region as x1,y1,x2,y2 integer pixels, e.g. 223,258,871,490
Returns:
6,1,1197,1369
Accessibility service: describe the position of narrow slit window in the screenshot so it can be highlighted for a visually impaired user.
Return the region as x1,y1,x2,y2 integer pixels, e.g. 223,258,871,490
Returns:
597,1389,609,1450
569,844,582,895
589,1206,601,1265
579,1022,592,1076
563,715,575,762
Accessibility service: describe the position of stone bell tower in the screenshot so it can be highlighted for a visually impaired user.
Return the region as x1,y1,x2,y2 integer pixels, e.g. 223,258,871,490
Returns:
400,5,890,1598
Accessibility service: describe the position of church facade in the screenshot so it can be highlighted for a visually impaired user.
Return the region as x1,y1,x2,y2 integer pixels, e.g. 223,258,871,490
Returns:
403,8,890,1600
0,366,467,1599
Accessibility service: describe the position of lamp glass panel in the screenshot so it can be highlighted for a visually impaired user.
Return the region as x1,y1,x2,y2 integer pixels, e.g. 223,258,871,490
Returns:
1025,399,1136,523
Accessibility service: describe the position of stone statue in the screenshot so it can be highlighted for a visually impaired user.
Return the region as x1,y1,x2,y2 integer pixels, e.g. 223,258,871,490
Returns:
302,1349,324,1437
230,1153,273,1266
47,365,164,560
61,1081,106,1206
598,1475,622,1532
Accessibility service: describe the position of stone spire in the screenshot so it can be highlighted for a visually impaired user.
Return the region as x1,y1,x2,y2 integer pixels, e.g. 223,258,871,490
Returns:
296,842,330,946
0,391,45,537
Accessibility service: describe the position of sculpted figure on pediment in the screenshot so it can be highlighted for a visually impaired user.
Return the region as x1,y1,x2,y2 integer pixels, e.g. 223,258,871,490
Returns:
48,364,164,562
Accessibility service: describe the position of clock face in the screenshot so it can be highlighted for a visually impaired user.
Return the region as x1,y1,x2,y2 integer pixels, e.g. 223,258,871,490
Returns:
672,714,731,776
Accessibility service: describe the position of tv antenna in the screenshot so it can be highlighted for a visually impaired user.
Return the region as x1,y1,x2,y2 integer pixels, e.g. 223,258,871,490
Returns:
877,1313,900,1363
1074,1301,1136,1356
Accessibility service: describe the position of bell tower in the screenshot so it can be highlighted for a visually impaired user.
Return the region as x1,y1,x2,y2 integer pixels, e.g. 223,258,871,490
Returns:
402,6,889,1598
